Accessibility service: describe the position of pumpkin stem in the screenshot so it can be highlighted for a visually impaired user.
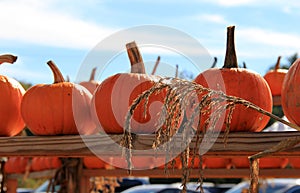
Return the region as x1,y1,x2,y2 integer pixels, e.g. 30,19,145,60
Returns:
151,56,161,75
126,41,146,74
175,64,179,78
243,61,247,68
211,57,217,68
47,60,65,83
0,54,17,65
89,67,97,81
223,26,238,68
275,56,282,70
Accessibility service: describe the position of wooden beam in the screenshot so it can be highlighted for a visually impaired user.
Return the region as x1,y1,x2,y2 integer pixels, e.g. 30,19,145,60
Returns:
82,168,300,179
7,169,56,179
0,132,300,157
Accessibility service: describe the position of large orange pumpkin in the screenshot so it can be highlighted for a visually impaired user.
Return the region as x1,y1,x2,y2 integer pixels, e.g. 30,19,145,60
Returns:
193,26,272,132
92,42,175,134
263,56,288,96
21,61,95,135
79,67,100,94
0,54,25,136
281,59,300,125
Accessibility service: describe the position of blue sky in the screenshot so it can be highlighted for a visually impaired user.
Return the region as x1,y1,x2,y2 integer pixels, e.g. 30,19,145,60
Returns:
0,0,300,85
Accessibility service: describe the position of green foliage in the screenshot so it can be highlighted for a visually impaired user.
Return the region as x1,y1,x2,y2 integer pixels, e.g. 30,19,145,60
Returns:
18,80,32,90
18,178,46,189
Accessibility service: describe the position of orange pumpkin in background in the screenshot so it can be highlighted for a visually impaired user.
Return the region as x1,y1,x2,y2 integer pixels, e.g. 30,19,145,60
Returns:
83,157,107,169
263,56,288,96
79,67,100,94
203,157,231,169
31,157,46,171
0,54,25,136
231,157,288,169
282,59,300,126
193,26,272,132
21,61,95,135
5,157,29,174
92,41,177,134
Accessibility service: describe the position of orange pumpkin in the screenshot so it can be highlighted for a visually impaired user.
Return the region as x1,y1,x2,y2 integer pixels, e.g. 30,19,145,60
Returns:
5,157,29,174
203,157,231,169
0,54,25,136
231,157,288,169
193,26,272,132
155,156,182,169
31,157,46,171
83,157,107,169
282,59,300,125
108,156,155,169
21,61,95,135
79,67,100,94
263,56,288,96
46,157,62,169
288,158,300,168
92,42,175,134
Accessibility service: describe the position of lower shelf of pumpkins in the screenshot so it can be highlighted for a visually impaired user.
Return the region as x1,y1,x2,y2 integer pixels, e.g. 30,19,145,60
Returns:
5,156,300,179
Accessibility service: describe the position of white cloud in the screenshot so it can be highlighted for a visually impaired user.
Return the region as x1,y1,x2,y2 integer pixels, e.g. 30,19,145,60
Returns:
194,14,228,24
211,0,257,7
238,27,300,50
0,0,116,49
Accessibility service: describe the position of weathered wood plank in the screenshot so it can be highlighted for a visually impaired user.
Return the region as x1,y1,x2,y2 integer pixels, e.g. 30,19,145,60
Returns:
0,132,300,157
82,168,300,178
8,167,300,180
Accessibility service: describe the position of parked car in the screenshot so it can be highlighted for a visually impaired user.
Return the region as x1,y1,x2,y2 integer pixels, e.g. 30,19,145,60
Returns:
17,188,34,193
225,178,300,193
184,182,234,193
34,177,150,193
121,184,211,193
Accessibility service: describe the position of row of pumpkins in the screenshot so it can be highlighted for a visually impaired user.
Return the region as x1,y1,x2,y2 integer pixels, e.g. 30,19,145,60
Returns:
5,156,300,174
1,25,300,137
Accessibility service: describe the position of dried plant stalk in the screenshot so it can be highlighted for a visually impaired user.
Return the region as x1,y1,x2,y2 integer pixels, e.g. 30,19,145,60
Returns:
122,77,300,193
249,158,259,193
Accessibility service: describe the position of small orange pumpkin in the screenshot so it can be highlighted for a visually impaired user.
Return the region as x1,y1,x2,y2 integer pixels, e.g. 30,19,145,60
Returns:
203,157,231,169
92,42,176,134
263,56,288,96
231,157,288,169
83,157,107,169
281,59,300,125
0,54,25,136
5,157,29,174
193,26,272,132
79,67,100,94
21,61,95,135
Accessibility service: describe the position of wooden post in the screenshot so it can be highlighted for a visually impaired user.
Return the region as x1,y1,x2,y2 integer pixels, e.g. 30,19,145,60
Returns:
6,179,17,193
80,176,91,193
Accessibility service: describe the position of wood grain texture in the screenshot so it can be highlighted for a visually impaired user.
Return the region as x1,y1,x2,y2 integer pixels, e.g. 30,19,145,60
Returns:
0,132,300,157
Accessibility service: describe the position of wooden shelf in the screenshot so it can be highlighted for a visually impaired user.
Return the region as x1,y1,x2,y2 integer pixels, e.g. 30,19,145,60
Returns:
7,168,300,179
0,132,300,157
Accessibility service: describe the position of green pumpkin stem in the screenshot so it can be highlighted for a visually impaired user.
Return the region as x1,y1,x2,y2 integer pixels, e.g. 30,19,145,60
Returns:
275,56,282,70
126,41,146,74
223,26,239,68
0,54,17,65
47,60,65,83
